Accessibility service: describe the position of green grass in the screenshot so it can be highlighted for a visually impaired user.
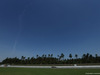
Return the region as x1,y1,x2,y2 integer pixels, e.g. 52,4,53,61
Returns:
0,68,100,75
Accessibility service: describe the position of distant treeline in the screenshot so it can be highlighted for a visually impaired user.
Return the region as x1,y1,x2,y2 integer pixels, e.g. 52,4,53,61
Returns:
1,53,100,65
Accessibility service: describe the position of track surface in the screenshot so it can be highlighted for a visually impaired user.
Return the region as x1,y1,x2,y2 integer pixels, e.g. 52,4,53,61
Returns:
1,65,100,68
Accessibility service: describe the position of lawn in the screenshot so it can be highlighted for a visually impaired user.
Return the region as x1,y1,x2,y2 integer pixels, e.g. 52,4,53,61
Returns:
0,67,100,75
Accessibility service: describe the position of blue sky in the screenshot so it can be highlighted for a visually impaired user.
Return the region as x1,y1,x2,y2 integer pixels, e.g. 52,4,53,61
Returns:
0,0,100,61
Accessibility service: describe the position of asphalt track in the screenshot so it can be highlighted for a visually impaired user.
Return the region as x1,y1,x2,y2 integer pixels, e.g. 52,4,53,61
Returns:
1,65,100,68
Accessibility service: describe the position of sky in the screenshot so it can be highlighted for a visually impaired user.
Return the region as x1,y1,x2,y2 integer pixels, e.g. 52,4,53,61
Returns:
0,0,100,61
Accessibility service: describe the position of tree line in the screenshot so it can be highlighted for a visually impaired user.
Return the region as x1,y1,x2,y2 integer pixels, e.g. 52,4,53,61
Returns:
1,53,100,65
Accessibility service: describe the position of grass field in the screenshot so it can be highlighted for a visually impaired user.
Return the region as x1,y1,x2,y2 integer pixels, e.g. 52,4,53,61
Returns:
0,67,100,75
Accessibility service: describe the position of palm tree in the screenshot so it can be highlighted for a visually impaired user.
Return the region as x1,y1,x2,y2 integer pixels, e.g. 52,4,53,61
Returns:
21,56,25,64
75,54,78,59
42,54,45,58
69,54,73,64
82,54,86,59
51,54,53,58
89,54,93,58
69,54,72,59
36,55,39,58
95,54,98,58
60,53,64,60
85,53,89,59
27,57,30,60
48,54,50,58
27,57,30,64
75,54,78,64
21,56,25,60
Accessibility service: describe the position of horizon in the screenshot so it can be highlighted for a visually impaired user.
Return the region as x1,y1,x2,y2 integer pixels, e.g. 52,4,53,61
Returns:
0,0,100,62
